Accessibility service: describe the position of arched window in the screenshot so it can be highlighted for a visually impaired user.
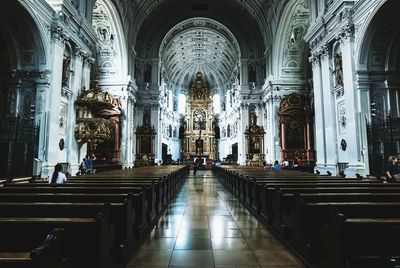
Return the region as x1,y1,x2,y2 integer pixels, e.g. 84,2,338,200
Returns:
144,64,152,83
213,94,221,114
178,94,186,114
227,124,231,137
248,64,256,83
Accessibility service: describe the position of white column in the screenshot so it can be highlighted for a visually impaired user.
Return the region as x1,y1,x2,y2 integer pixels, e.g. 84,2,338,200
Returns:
340,29,366,178
34,78,50,166
41,26,68,178
357,73,372,175
311,54,328,174
272,95,281,162
241,59,249,87
151,59,159,89
66,48,84,175
153,105,162,162
238,106,248,165
320,49,338,174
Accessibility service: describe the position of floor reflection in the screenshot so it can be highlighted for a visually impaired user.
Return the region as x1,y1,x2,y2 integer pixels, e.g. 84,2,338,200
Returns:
126,170,305,268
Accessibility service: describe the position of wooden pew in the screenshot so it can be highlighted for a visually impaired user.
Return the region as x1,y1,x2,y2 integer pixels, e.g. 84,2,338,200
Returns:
321,210,400,268
291,199,400,263
214,166,400,268
44,182,158,221
246,178,374,213
268,186,400,235
262,185,400,226
0,228,68,268
0,207,114,268
0,201,134,262
62,178,167,212
0,166,189,268
0,187,148,238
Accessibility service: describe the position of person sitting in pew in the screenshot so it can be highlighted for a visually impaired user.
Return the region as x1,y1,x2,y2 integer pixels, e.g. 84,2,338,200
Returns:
385,155,400,183
263,161,272,171
49,163,67,184
273,160,282,171
282,158,289,169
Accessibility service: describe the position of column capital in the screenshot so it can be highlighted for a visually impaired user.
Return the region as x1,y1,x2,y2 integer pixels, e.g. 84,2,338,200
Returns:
83,55,95,67
337,23,355,44
51,24,70,45
73,45,88,60
319,44,332,60
309,53,321,69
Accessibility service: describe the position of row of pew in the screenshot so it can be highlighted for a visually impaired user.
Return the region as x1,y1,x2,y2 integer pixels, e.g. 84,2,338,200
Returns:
214,166,400,268
0,166,189,268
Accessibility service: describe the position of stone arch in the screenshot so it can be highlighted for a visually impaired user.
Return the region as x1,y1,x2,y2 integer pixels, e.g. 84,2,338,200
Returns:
357,0,400,119
272,0,310,80
356,0,391,70
356,0,400,176
0,1,48,120
0,1,47,70
92,0,128,82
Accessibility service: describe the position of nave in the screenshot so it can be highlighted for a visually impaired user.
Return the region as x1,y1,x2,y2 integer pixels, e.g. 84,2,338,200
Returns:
126,170,303,268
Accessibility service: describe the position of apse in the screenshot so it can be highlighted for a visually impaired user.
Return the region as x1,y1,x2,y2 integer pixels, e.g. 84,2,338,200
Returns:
159,18,241,95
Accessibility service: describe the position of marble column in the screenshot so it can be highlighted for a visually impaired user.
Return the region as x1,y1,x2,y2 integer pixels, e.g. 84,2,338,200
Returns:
34,77,51,164
238,106,248,165
41,25,69,178
151,59,159,89
66,47,84,175
356,72,372,175
340,25,366,178
320,47,338,174
311,54,328,174
241,59,249,87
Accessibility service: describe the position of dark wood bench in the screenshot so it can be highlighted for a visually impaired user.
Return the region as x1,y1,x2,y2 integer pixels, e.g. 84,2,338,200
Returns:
0,228,68,268
262,185,400,226
246,178,373,212
0,210,114,268
63,179,168,212
321,211,400,268
0,201,134,262
0,187,149,237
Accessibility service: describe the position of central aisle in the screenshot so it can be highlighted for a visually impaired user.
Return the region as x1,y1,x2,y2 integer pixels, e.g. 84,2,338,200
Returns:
126,170,304,268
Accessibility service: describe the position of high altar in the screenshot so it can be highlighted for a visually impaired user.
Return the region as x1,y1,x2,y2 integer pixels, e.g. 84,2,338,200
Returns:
182,72,217,161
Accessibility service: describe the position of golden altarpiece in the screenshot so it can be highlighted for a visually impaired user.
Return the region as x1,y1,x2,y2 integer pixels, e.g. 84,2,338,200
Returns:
135,106,156,166
182,73,217,162
244,111,266,166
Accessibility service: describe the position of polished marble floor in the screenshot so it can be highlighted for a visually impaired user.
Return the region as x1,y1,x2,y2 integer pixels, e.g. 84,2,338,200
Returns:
126,171,305,268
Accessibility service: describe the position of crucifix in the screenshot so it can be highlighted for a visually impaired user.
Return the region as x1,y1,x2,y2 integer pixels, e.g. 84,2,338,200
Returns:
195,114,204,155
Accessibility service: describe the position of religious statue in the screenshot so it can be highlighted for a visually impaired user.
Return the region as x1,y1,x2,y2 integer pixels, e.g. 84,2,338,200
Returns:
62,57,71,86
143,107,150,126
251,111,257,126
333,53,344,87
195,138,204,155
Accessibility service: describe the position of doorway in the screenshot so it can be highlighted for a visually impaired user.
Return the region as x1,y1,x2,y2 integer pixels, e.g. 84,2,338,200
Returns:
232,143,238,162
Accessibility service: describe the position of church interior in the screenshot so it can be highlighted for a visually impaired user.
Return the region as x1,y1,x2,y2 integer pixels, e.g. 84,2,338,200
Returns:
1,0,400,267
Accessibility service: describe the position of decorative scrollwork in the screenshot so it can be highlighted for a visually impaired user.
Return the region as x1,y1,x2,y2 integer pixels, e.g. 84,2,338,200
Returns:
74,118,112,148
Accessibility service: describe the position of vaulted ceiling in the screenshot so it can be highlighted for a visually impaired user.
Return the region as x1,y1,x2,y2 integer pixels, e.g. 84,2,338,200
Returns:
109,0,290,92
160,18,241,91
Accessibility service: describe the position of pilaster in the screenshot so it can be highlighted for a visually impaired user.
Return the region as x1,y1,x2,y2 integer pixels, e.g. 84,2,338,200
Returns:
320,46,338,174
339,23,366,177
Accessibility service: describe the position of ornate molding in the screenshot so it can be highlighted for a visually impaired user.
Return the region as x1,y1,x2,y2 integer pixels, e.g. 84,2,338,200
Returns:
9,69,52,80
319,44,331,60
309,53,321,69
337,23,355,43
51,24,70,44
74,118,112,148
